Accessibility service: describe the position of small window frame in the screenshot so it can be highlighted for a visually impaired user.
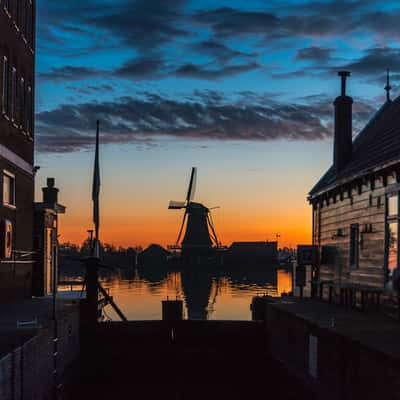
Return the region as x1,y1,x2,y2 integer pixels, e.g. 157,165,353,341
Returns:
349,223,360,270
3,170,16,208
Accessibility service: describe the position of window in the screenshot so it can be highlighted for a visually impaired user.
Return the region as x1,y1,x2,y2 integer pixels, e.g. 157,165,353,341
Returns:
27,1,33,48
19,76,25,130
350,224,359,269
10,67,16,122
26,85,32,135
385,193,399,289
16,0,21,30
3,0,10,13
3,171,15,207
1,56,8,115
388,195,398,217
387,222,398,284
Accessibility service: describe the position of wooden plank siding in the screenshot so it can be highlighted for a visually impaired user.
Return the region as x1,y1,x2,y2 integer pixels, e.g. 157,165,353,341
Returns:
313,176,392,288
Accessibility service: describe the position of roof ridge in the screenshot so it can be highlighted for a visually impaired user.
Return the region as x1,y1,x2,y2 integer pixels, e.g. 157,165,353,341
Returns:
309,97,400,198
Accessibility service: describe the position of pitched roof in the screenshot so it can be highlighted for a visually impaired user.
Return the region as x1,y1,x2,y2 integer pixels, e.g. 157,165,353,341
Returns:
309,97,400,199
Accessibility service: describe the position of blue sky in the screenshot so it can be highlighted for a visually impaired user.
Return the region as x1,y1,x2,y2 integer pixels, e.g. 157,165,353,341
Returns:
33,0,400,247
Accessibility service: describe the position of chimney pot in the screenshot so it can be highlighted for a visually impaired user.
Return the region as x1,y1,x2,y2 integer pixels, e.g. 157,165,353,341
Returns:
43,177,59,204
47,177,55,188
338,71,351,96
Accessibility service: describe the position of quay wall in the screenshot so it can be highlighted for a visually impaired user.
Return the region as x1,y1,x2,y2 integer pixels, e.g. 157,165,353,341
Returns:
261,299,400,400
0,307,80,400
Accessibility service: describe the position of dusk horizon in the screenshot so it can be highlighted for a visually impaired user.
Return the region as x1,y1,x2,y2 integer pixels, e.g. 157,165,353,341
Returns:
32,0,399,249
2,1,400,398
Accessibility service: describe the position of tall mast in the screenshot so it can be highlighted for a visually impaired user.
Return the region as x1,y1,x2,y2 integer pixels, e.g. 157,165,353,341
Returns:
92,120,101,257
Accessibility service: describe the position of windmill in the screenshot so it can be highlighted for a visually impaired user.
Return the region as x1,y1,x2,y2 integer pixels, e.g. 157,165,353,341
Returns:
169,167,219,256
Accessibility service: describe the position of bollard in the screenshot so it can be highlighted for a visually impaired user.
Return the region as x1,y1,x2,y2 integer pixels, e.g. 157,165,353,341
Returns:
162,300,183,321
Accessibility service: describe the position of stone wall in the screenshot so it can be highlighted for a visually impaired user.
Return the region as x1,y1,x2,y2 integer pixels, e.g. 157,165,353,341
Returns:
0,306,79,400
264,300,400,400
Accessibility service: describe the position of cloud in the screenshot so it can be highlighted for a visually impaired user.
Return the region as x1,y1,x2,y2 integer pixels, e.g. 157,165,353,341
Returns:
115,57,166,80
174,62,261,79
192,2,400,43
36,91,376,153
192,40,256,63
36,0,400,87
337,47,400,75
87,0,189,53
38,66,105,82
296,46,333,62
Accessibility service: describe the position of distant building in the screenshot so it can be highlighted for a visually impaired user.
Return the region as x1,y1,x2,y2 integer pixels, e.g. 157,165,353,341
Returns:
0,1,36,300
138,244,170,266
226,241,278,265
309,71,400,301
33,178,65,296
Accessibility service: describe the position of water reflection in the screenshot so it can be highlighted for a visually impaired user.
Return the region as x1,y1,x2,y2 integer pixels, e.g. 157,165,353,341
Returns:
84,264,293,321
59,262,292,320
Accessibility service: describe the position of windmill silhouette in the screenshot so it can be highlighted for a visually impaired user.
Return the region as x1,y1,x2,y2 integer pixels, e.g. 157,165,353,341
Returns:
169,167,219,257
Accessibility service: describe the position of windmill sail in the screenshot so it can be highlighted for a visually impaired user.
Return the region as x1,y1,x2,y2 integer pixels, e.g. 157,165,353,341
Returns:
168,167,220,255
92,120,101,257
186,167,197,202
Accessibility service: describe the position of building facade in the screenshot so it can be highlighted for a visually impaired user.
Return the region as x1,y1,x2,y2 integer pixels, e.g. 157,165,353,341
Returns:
0,0,36,300
309,72,400,308
33,178,66,297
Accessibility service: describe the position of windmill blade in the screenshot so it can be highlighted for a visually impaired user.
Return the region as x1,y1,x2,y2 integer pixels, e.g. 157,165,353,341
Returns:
207,212,219,247
186,167,197,203
169,200,186,209
176,211,188,245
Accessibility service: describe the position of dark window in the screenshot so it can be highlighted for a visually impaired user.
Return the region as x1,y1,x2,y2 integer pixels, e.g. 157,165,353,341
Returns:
16,0,21,28
3,0,10,13
10,67,16,122
26,85,32,135
1,57,9,115
350,224,359,269
22,0,28,38
19,76,25,130
27,1,33,48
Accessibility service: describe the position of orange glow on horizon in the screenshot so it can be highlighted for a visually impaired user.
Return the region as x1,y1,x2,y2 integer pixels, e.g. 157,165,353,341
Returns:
57,208,312,249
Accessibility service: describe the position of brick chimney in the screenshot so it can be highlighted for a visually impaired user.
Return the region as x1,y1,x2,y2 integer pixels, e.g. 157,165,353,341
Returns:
333,71,353,172
42,177,59,204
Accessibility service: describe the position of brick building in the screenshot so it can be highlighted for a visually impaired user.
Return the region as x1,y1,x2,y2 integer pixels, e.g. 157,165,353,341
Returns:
0,1,36,300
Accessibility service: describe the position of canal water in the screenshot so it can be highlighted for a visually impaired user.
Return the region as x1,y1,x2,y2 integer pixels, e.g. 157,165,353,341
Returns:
61,265,293,320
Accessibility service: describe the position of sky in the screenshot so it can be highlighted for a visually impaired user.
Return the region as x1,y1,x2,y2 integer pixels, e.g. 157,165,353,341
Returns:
33,0,400,249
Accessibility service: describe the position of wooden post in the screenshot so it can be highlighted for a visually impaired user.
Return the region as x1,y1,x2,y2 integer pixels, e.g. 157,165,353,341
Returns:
86,257,99,326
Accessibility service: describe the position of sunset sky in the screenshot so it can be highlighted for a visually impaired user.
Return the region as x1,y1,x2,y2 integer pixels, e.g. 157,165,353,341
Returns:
34,0,399,248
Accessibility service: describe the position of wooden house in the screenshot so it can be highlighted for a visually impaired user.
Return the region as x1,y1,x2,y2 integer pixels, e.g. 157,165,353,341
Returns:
308,71,400,309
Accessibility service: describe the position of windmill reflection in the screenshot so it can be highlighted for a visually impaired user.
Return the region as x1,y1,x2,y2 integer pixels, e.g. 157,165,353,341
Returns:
135,261,292,320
